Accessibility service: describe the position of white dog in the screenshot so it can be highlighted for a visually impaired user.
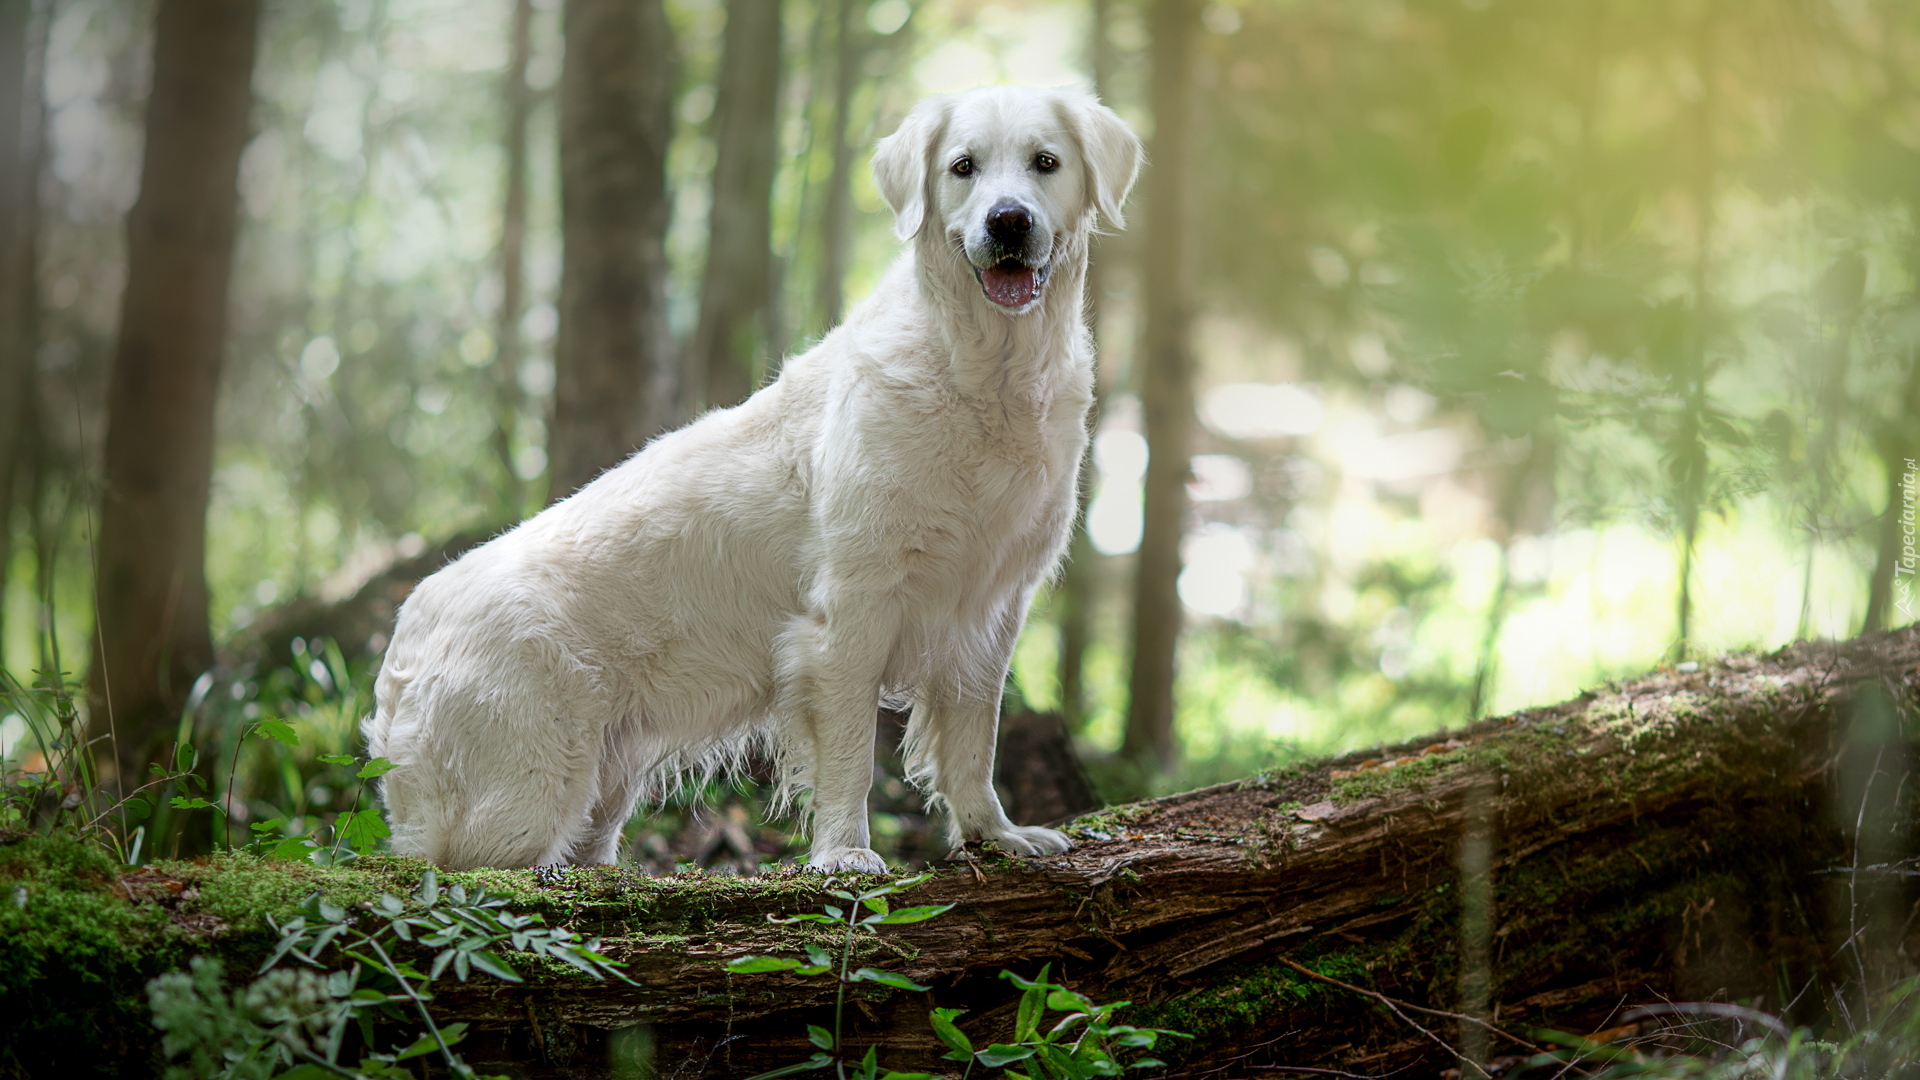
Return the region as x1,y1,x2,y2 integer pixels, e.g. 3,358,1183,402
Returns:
364,86,1142,873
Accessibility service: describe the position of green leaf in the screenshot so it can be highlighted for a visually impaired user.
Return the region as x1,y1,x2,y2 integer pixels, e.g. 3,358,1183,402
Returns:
169,796,213,810
727,956,805,974
875,904,954,925
317,754,356,765
122,796,151,821
268,836,320,861
339,808,391,854
862,896,890,915
174,743,195,774
807,1024,834,1050
395,1032,440,1060
255,718,300,747
929,1008,972,1055
852,967,929,991
357,757,397,779
977,1044,1038,1066
418,868,439,907
1012,964,1052,1041
467,950,522,983
878,1074,934,1080
1047,988,1095,1014
1128,1060,1166,1069
251,818,287,834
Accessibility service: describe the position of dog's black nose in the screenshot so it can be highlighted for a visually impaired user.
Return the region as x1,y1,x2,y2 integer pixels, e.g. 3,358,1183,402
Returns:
987,203,1033,244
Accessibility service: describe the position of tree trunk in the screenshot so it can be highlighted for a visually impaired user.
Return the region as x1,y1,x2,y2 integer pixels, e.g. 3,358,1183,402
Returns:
28,630,1920,1077
90,0,260,783
693,0,783,410
0,0,31,657
812,0,859,332
1122,0,1200,770
1055,0,1117,729
550,0,675,502
490,0,534,519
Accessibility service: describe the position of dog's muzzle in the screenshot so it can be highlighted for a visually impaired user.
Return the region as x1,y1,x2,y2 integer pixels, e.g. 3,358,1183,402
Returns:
975,201,1049,308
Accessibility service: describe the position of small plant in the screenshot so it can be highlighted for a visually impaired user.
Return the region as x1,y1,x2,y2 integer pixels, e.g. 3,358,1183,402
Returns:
928,964,1184,1079
149,869,632,1079
726,873,953,1079
723,876,1184,1079
0,667,205,864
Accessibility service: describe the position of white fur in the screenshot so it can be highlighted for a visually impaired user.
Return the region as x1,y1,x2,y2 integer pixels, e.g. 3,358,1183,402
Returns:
363,86,1142,873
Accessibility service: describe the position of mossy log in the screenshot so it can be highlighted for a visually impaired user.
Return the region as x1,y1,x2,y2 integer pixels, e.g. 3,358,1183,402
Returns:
8,630,1919,1079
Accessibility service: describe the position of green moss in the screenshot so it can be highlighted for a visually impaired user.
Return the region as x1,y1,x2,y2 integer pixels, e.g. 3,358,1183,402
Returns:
0,836,174,1076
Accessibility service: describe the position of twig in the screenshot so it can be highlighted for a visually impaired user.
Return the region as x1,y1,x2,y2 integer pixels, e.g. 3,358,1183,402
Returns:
1244,1060,1397,1068
1273,959,1483,1077
1274,957,1544,1066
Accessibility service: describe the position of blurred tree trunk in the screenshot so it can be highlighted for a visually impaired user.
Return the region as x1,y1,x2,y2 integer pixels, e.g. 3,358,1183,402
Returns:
0,0,29,655
693,0,783,410
1055,0,1116,730
550,0,675,502
812,0,858,331
490,0,534,519
1122,0,1199,770
90,0,260,782
1672,0,1718,661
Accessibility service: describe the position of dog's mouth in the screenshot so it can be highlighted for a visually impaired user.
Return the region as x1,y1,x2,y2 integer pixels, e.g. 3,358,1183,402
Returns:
975,258,1049,309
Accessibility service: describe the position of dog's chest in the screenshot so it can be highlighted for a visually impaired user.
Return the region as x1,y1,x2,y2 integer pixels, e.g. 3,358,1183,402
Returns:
887,397,1082,580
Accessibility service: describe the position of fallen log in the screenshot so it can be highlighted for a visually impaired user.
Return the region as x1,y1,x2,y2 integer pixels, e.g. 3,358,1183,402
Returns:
8,630,1918,1078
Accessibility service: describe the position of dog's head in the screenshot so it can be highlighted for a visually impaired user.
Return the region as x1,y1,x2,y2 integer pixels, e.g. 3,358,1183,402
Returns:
874,86,1143,314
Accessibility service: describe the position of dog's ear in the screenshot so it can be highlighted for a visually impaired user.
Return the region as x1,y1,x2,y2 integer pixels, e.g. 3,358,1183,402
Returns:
1074,96,1143,229
873,97,949,241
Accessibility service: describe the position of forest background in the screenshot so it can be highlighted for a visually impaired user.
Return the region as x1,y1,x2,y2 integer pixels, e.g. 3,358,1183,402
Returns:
0,0,1917,863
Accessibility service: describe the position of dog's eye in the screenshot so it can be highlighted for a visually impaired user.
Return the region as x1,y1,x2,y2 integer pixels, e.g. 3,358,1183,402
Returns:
1034,152,1059,173
950,156,973,177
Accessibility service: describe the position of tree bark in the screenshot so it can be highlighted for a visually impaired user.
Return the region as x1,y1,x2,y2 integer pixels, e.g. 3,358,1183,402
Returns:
1055,0,1118,730
0,0,31,656
812,0,859,332
550,0,675,502
1122,0,1200,770
692,0,783,410
490,0,534,519
90,0,260,782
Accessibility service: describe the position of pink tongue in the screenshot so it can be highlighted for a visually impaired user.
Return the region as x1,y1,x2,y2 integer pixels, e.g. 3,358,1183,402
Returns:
982,265,1037,307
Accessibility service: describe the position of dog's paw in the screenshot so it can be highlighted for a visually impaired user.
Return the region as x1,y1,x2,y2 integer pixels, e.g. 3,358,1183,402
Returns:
981,824,1073,857
806,846,889,874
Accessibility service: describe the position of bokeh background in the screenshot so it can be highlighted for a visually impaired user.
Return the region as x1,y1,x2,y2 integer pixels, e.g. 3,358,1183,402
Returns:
1,0,1916,832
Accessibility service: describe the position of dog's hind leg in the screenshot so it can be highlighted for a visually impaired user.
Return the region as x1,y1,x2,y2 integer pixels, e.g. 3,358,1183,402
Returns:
572,719,650,866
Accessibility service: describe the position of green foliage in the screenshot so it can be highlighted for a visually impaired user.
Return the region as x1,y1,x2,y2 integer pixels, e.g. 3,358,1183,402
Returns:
926,965,1187,1079
147,869,631,1080
0,669,207,863
724,876,1180,1078
726,872,947,1079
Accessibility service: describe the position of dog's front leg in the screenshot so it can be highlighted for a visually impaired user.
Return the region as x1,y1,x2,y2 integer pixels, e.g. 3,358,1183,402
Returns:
784,600,895,875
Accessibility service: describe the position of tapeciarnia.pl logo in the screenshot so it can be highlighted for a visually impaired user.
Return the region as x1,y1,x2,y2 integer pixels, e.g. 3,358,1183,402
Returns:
1898,457,1917,625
